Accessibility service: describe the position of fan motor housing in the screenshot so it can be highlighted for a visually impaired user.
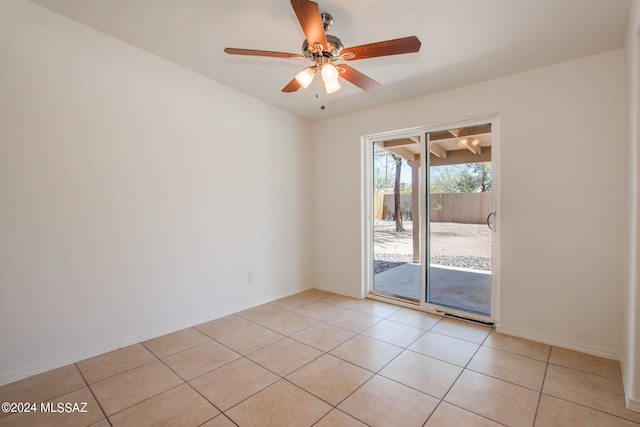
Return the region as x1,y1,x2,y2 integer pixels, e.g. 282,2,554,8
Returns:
302,34,344,58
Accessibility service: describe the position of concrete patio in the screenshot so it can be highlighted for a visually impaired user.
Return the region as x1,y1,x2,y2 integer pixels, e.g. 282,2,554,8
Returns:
373,263,491,315
373,220,492,315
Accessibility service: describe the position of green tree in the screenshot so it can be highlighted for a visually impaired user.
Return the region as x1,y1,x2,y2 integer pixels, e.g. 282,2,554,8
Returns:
373,146,394,192
430,162,492,193
456,168,479,192
470,162,492,192
430,166,462,193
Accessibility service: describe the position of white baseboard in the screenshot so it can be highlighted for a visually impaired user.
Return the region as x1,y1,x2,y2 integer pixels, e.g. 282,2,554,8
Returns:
119,306,244,349
313,283,365,299
620,359,640,413
120,286,309,347
0,287,308,387
496,325,620,360
627,397,640,413
0,340,121,387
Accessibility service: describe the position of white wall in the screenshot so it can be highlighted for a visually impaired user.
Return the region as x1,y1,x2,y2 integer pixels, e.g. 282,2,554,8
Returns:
0,0,312,384
312,49,628,358
623,0,640,411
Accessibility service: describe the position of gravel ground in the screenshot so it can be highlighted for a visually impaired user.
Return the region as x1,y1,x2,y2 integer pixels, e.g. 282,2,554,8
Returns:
431,255,490,271
374,220,492,273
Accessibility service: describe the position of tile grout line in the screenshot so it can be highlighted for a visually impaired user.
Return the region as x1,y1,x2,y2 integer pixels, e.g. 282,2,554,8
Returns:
296,297,637,425
546,360,627,382
431,324,507,426
532,356,551,427
461,340,549,393
542,347,640,423
123,298,457,424
310,408,366,427
184,300,338,425
309,312,449,426
104,382,186,422
441,330,487,383
274,318,377,427
217,297,412,425
6,291,634,426
73,362,112,426
538,391,640,425
151,346,263,426
93,338,228,423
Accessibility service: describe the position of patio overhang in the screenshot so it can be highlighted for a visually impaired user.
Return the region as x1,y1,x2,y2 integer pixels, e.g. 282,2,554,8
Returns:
374,123,492,167
374,124,493,265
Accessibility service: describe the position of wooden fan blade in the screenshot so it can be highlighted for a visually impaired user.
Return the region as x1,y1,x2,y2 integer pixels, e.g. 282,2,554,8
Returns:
224,48,304,59
339,64,381,92
291,0,328,51
342,36,421,61
282,78,302,93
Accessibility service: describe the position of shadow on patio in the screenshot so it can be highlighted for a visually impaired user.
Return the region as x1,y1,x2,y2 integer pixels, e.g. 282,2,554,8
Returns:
373,263,491,315
373,220,491,316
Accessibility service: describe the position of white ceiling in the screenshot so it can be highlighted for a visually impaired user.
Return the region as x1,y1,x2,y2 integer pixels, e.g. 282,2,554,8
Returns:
29,0,631,122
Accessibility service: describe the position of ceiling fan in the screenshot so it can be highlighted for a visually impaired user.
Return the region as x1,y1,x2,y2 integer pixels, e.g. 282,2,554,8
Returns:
224,0,421,94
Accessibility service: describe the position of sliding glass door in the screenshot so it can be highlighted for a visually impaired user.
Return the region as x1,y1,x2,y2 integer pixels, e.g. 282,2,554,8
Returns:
372,136,422,302
426,125,493,317
366,116,498,322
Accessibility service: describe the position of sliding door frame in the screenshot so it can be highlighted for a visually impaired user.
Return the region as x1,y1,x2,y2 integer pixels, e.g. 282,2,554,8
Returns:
362,113,500,323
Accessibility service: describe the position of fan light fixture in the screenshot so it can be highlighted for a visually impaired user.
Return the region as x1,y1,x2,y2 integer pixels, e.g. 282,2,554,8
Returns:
321,63,339,83
293,62,342,93
321,62,340,93
324,79,341,94
294,67,315,89
224,0,422,96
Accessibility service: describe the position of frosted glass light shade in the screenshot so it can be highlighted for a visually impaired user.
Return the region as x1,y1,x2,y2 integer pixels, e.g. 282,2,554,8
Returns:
321,63,339,83
294,67,315,89
324,79,341,94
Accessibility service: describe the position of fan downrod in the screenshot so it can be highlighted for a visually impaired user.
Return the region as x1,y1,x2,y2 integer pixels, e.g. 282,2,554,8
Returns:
321,13,333,31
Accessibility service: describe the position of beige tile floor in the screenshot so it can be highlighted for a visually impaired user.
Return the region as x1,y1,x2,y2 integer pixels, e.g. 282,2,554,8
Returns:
1,289,639,427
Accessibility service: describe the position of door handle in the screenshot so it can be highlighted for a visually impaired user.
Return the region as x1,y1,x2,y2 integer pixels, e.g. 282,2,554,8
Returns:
486,211,496,231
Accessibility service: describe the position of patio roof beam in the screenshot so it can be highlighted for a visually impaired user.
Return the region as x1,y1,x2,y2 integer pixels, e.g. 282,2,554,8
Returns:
430,147,492,166
430,142,448,158
447,124,492,139
387,147,416,161
464,143,482,155
378,139,417,149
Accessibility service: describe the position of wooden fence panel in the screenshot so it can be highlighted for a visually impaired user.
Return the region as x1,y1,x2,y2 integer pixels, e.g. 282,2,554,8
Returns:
430,193,491,224
374,192,491,224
